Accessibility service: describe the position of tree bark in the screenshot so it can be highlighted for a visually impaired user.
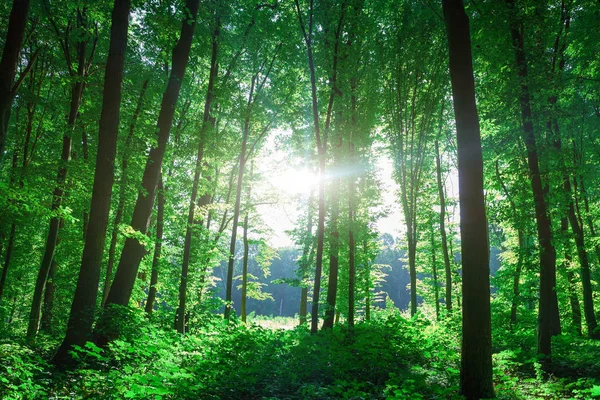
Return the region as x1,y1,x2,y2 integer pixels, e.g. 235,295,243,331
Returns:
177,11,219,329
506,0,561,358
145,175,165,315
53,0,131,365
99,0,200,339
561,217,582,335
0,0,31,163
347,143,356,329
103,78,149,307
322,173,340,330
27,10,90,340
294,0,347,334
435,138,452,312
0,223,16,304
510,230,524,329
442,0,495,398
430,226,440,320
299,192,314,326
241,212,249,323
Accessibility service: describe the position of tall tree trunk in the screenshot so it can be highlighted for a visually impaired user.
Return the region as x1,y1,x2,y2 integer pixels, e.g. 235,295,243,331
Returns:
431,225,440,321
0,0,31,163
241,212,249,323
145,175,165,315
224,89,252,319
363,240,370,321
435,138,452,312
177,12,219,329
294,0,347,334
347,144,356,329
442,0,494,398
510,230,524,329
99,0,200,341
564,177,599,339
40,259,57,333
0,223,16,304
323,175,340,329
40,219,63,333
561,217,582,335
506,0,561,358
103,78,149,307
27,14,89,340
299,193,314,326
53,0,131,365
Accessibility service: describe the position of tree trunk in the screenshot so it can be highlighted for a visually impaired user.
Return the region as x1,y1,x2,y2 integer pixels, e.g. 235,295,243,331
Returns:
348,144,356,329
241,212,249,323
564,177,599,339
510,230,524,329
323,175,340,330
224,79,255,320
145,175,165,315
103,78,149,307
99,0,200,340
435,139,452,312
506,0,561,358
0,223,16,304
176,12,219,330
0,0,31,163
294,0,347,334
561,217,582,335
40,259,57,333
442,0,495,398
27,22,88,340
53,0,131,365
431,226,440,321
299,193,314,326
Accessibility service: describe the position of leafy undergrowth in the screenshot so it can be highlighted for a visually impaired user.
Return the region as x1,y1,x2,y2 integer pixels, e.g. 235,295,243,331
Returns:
1,309,599,399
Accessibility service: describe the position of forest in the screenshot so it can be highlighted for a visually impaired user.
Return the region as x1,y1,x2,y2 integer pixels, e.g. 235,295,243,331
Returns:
1,0,599,398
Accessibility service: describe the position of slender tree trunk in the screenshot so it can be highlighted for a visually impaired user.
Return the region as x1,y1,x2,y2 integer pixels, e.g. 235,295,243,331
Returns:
431,226,440,321
0,223,16,303
241,212,249,323
435,139,452,312
442,0,494,398
82,126,90,239
348,145,356,329
407,218,417,316
145,175,165,315
561,217,582,335
564,178,599,339
299,193,314,325
364,241,370,321
323,175,340,330
177,14,219,329
53,0,131,365
0,0,31,163
506,0,561,358
27,26,88,340
40,259,57,333
510,230,524,329
99,0,200,340
103,78,149,307
294,0,347,334
224,79,255,320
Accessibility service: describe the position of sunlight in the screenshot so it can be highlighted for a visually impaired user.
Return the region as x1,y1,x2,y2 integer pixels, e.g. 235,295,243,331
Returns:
270,167,320,195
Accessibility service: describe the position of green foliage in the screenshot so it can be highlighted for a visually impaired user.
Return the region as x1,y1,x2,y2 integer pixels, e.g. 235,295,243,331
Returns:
0,341,49,399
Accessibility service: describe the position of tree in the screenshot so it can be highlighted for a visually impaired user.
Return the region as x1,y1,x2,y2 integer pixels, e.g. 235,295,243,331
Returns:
52,0,131,365
505,0,561,357
0,0,31,164
97,0,200,344
442,0,494,398
27,6,96,341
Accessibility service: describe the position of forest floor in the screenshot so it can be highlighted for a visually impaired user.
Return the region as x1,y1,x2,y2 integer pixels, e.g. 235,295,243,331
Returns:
1,308,600,399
